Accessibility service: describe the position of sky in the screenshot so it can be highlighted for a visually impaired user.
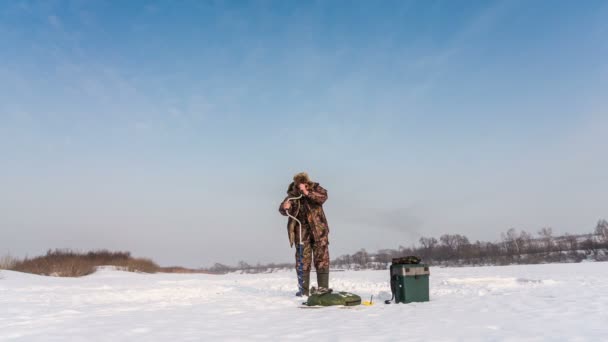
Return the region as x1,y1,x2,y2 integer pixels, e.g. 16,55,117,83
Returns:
1,0,607,268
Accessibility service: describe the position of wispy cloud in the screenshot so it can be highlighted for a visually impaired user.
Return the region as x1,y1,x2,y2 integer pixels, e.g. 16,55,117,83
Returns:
404,0,512,101
48,14,62,29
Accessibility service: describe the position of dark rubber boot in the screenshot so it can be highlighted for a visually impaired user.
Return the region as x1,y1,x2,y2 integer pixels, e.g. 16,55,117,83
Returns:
303,272,310,296
317,269,329,290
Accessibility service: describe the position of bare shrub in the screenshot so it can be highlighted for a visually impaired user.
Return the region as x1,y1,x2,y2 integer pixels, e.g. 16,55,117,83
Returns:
0,254,18,270
121,257,159,273
10,249,160,277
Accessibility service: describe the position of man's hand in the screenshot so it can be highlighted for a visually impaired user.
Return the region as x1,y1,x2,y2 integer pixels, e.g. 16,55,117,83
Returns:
283,200,291,210
298,183,309,195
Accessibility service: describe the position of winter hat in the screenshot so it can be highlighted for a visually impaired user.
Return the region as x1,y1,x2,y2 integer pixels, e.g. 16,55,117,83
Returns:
293,172,311,185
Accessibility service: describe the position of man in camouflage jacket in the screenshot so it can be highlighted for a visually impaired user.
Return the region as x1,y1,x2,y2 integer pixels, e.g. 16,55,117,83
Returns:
279,172,330,296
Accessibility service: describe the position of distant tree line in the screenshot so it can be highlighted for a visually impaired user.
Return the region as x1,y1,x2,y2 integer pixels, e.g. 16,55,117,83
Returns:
333,219,608,269
205,219,608,273
204,261,295,274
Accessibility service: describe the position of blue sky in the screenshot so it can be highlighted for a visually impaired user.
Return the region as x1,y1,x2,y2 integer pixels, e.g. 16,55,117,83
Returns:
1,0,607,267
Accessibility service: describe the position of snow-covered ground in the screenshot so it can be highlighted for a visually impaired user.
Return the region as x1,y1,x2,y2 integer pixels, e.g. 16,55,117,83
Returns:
1,262,607,341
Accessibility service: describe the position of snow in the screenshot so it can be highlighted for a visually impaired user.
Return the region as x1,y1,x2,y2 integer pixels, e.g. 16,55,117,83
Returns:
1,262,607,341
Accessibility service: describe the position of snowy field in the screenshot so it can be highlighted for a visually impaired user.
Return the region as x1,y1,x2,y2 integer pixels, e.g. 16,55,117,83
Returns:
1,262,607,341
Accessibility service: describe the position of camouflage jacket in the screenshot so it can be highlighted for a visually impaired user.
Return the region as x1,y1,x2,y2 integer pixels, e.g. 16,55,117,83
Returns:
279,182,329,246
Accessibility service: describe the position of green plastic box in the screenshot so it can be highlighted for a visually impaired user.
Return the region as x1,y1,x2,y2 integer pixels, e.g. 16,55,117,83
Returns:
390,263,430,303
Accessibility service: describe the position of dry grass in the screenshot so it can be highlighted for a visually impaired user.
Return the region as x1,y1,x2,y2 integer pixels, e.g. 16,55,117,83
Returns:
0,254,18,270
10,249,160,277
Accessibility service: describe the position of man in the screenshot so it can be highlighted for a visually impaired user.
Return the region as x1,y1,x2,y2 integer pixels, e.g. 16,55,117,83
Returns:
279,172,330,296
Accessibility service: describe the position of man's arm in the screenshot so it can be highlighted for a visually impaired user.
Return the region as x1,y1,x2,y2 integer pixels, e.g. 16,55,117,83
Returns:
306,184,327,205
279,197,291,216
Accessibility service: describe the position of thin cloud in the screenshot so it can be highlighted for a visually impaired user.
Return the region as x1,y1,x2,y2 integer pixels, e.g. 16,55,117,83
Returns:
48,15,62,29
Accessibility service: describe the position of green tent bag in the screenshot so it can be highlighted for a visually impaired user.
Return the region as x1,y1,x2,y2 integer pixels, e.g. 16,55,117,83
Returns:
306,291,361,306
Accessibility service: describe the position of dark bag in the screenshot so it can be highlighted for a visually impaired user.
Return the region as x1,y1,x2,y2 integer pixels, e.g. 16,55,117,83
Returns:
306,290,361,306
